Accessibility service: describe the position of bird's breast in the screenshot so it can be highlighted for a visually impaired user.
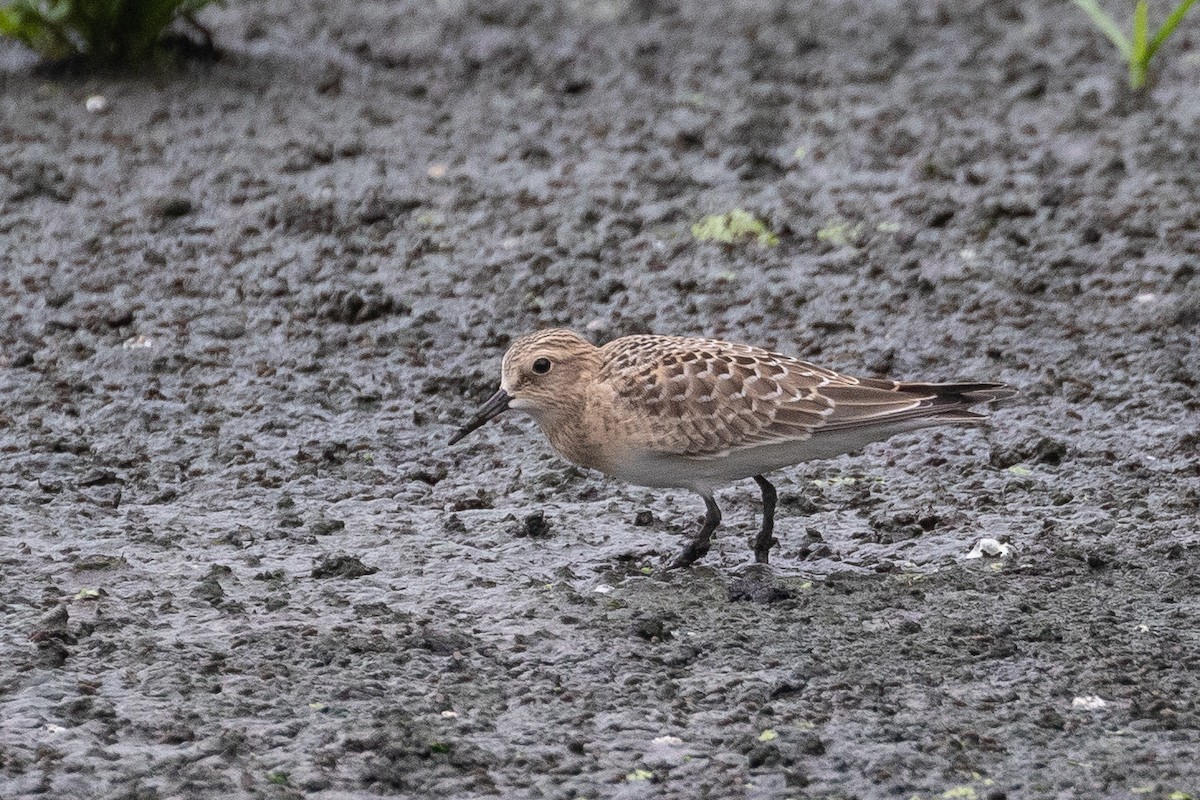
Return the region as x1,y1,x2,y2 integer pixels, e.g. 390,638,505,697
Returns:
537,392,644,477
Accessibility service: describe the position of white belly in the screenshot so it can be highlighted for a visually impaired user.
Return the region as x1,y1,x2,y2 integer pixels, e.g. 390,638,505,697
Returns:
604,419,965,493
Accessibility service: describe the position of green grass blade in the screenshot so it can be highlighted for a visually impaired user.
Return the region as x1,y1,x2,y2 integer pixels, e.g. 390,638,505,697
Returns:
1072,0,1132,57
1148,0,1198,59
0,10,21,39
1132,0,1149,60
1130,0,1150,88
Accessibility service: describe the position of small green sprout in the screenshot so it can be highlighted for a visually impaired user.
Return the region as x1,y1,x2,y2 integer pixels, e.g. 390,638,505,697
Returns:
940,787,976,800
692,210,779,247
1071,0,1197,89
625,768,654,782
756,729,778,742
816,221,863,247
0,0,219,68
266,771,289,786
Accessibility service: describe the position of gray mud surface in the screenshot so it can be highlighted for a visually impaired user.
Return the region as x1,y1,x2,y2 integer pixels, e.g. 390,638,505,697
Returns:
3,1,1200,798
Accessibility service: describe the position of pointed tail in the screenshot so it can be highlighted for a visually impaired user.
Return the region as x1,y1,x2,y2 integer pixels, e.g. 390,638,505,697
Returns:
854,379,1016,423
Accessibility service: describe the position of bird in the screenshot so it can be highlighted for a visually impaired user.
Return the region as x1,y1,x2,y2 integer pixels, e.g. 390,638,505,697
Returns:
449,329,1014,569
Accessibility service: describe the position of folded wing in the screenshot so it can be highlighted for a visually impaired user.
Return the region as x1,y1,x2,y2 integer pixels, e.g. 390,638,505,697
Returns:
600,336,1012,459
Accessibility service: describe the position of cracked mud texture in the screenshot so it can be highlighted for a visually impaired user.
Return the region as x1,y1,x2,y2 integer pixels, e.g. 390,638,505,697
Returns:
2,1,1200,798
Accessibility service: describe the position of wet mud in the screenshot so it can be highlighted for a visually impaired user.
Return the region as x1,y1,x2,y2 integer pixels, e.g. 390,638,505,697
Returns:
2,1,1199,797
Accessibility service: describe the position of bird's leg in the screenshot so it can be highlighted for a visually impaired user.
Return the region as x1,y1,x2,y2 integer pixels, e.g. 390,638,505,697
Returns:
669,493,722,569
752,475,777,563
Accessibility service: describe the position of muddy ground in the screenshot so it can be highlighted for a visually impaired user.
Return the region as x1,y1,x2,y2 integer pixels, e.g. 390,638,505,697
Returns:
2,0,1199,797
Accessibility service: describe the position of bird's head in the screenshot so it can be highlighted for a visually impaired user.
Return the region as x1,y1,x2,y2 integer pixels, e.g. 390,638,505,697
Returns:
449,329,600,444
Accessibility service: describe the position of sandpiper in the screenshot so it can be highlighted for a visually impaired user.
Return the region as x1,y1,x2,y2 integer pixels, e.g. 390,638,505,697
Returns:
450,329,1014,568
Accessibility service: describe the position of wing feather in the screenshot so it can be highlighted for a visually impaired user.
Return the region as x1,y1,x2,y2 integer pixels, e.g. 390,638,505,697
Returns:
598,335,1012,461
600,336,839,458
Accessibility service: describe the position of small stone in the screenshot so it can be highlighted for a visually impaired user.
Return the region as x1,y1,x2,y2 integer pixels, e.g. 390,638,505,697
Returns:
311,554,377,579
122,334,153,350
151,197,194,219
516,511,552,538
1071,695,1110,711
965,538,1015,559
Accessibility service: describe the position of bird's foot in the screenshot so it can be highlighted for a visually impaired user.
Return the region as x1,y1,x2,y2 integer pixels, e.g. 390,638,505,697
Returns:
753,532,776,564
668,541,710,570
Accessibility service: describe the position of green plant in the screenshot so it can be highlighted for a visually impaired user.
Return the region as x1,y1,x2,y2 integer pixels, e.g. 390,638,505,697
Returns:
691,209,779,247
0,0,217,67
1071,0,1197,89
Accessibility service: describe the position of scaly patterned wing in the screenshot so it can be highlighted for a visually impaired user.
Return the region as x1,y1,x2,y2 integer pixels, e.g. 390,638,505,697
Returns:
598,335,922,458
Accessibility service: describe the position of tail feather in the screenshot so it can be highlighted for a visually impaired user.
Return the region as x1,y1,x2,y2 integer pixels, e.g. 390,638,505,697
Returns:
848,379,1015,425
909,381,1015,424
901,381,1016,404
859,378,1014,403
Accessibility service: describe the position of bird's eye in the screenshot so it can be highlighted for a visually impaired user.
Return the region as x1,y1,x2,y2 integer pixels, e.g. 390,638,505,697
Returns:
532,357,552,375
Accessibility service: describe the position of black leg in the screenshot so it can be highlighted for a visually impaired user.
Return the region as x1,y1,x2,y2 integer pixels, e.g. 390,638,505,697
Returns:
752,475,777,563
669,493,722,569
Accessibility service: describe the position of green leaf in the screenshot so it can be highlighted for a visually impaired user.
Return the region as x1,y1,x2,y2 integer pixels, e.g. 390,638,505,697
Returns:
692,210,779,247
1148,0,1198,60
1132,0,1149,60
0,10,20,38
1129,0,1151,88
1071,0,1131,57
0,0,220,65
816,220,864,247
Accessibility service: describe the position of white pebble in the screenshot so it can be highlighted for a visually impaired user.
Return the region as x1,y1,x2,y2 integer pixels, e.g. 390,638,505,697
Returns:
964,538,1015,559
1071,695,1109,711
85,95,108,114
122,334,153,350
